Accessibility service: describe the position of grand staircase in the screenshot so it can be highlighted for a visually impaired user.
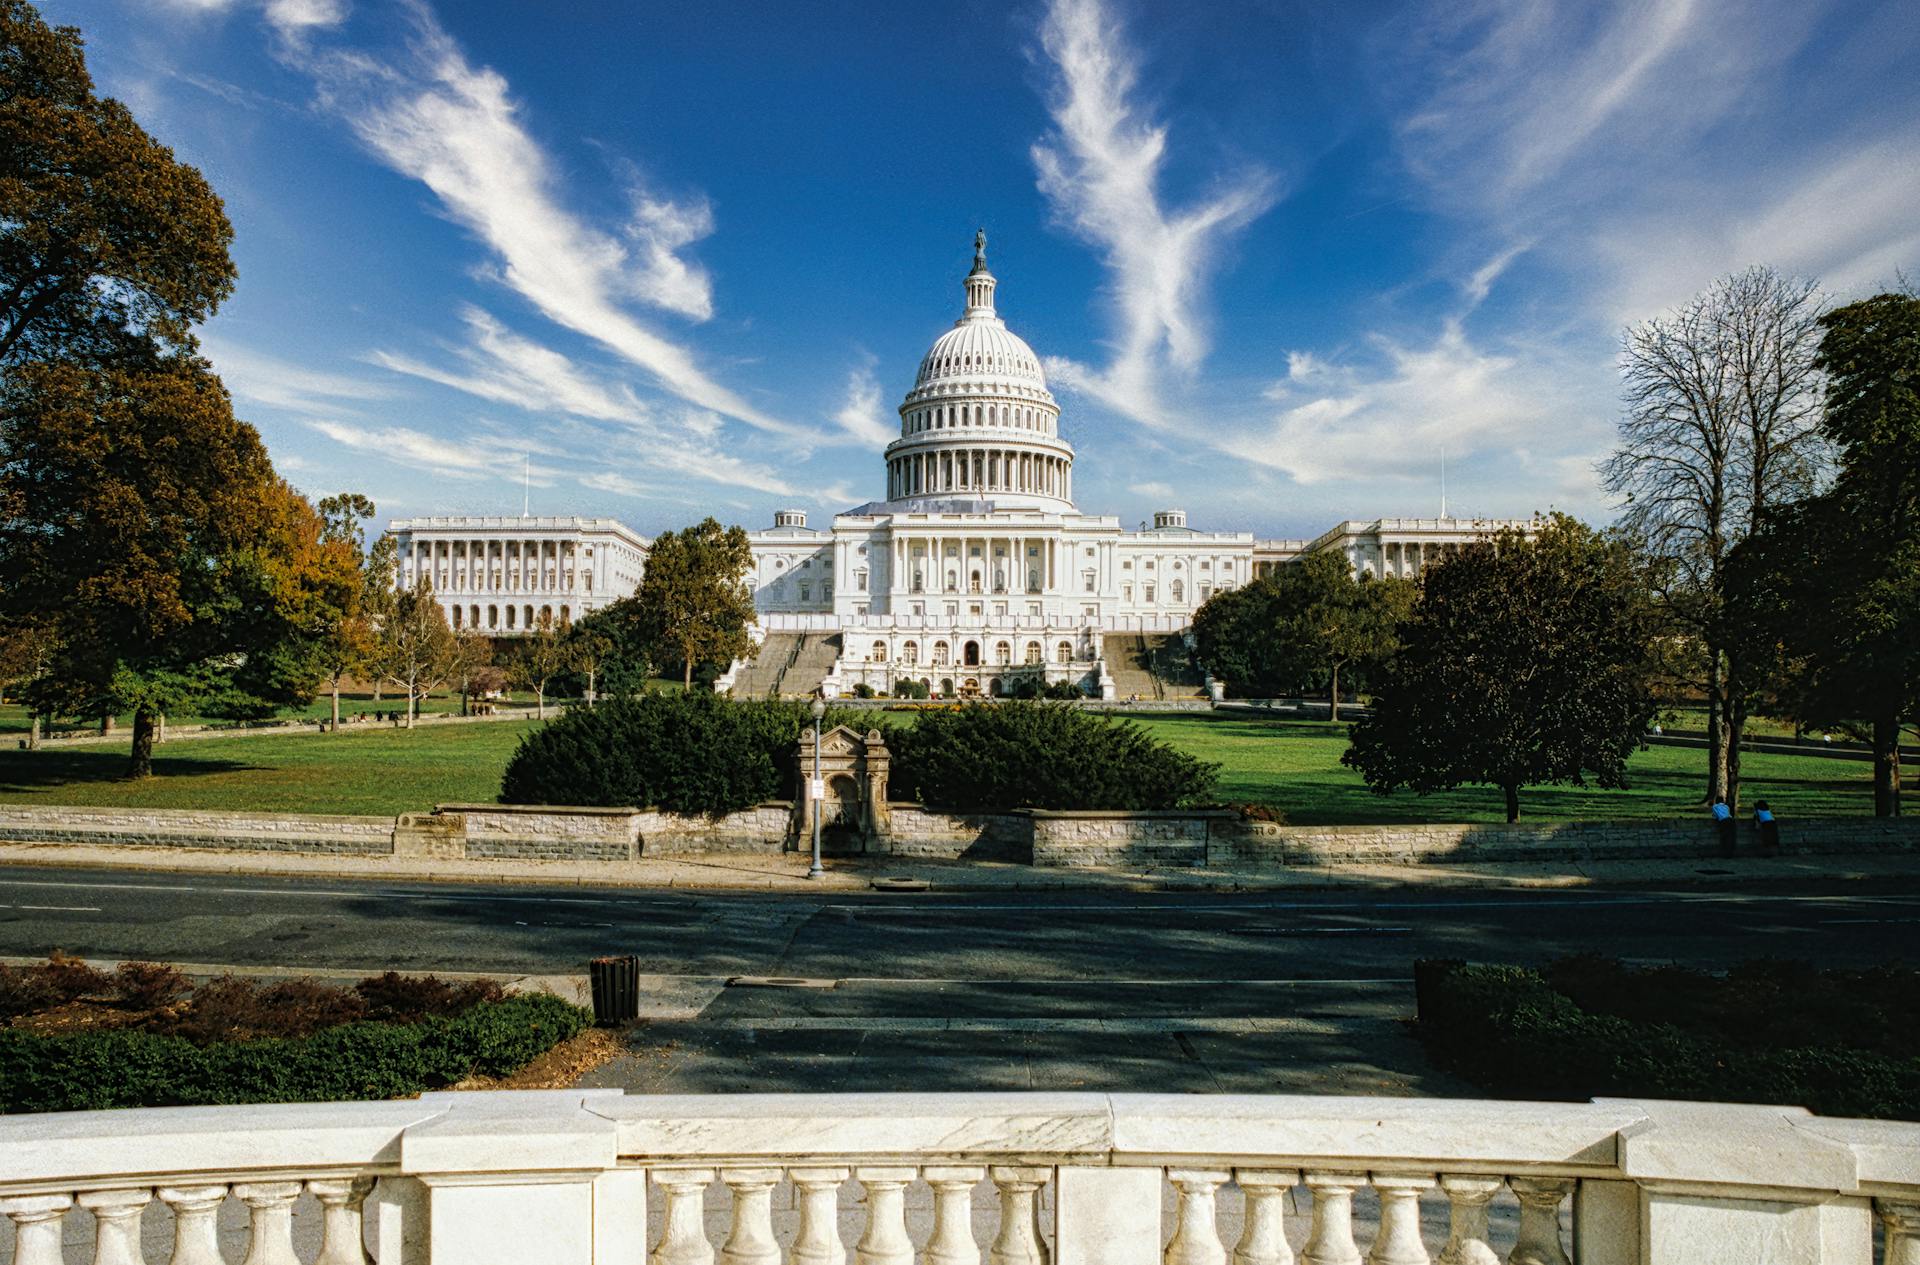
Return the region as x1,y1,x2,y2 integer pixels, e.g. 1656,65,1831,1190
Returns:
1101,633,1208,701
727,633,843,698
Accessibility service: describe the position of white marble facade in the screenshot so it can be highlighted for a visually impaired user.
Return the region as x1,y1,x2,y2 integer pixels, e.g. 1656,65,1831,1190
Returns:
389,515,648,634
388,238,1529,658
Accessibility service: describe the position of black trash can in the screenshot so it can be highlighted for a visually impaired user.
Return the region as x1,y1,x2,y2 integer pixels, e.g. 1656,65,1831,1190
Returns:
589,954,640,1026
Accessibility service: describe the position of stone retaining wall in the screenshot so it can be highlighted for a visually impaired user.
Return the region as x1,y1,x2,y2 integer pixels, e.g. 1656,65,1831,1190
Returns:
886,805,1029,860
5,802,1918,870
0,805,395,854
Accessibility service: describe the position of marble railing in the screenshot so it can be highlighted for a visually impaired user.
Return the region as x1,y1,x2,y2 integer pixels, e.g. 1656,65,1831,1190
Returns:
3,1092,1917,1265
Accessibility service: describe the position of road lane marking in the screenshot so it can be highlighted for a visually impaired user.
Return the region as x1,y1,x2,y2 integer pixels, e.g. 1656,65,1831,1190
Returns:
0,904,103,912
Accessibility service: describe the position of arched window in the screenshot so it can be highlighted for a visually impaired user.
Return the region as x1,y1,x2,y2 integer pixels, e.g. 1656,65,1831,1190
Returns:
470,605,480,628
1057,640,1073,664
1025,641,1043,665
902,640,919,665
871,640,888,662
994,641,1011,666
1171,579,1184,602
450,605,462,629
932,640,951,666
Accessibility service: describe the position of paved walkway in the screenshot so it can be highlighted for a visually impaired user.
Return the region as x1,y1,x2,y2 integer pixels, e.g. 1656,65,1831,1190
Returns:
0,836,1912,893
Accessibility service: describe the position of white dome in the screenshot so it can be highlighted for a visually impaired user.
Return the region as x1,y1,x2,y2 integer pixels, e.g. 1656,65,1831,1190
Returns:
914,320,1048,390
880,233,1076,514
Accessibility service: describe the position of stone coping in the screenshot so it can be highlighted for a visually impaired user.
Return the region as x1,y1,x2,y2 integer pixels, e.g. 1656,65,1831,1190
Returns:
435,802,799,816
0,804,398,826
4,1092,1916,1197
1020,808,1236,820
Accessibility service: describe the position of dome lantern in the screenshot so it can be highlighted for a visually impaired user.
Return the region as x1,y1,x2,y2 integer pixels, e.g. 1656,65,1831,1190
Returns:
963,228,997,320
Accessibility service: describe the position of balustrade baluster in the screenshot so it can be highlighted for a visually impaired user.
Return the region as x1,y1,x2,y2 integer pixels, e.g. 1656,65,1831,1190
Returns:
1232,1170,1298,1265
1,1194,74,1265
989,1167,1052,1265
653,1169,718,1265
790,1167,851,1265
309,1176,377,1265
157,1186,229,1265
1300,1173,1365,1265
1165,1170,1231,1265
923,1166,987,1265
720,1168,785,1265
233,1181,303,1265
854,1167,917,1265
1366,1177,1433,1265
1504,1180,1571,1265
1434,1178,1501,1265
78,1188,152,1265
1880,1200,1920,1265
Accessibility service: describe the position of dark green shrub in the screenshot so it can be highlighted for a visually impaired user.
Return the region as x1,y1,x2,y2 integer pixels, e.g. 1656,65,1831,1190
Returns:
0,994,590,1112
1415,958,1920,1121
499,691,881,816
888,702,1219,811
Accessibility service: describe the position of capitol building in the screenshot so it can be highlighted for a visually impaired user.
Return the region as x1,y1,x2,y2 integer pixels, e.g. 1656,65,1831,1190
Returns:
391,235,1530,699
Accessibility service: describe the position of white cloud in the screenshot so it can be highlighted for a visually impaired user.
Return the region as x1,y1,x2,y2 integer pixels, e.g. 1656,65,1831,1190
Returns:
300,8,793,435
1031,0,1276,427
1127,480,1175,499
370,306,649,424
308,418,551,481
156,0,346,39
202,337,395,415
830,359,894,447
1232,320,1600,493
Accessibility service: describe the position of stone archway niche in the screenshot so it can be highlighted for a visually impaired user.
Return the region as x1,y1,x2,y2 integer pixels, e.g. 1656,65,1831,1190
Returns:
794,724,892,853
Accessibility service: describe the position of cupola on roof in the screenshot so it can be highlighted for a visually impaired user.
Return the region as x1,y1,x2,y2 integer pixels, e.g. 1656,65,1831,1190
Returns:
912,231,1050,391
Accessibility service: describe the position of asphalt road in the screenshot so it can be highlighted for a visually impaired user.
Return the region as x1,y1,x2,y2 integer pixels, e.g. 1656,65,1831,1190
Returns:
7,864,1918,1094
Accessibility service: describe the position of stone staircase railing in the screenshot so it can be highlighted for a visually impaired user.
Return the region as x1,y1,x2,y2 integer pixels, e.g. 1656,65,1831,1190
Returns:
3,1092,1916,1265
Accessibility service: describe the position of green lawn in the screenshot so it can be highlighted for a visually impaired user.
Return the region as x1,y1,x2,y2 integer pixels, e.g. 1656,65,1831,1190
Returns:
0,708,1904,823
0,720,539,815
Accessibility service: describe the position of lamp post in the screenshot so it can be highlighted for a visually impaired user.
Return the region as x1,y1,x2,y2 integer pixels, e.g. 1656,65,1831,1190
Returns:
808,697,826,879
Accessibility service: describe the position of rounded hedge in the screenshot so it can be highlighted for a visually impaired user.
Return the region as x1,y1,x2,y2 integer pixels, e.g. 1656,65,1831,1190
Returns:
887,702,1218,811
499,691,866,816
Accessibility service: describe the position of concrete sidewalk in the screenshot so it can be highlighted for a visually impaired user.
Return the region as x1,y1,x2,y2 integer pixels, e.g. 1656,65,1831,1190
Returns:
0,836,1913,893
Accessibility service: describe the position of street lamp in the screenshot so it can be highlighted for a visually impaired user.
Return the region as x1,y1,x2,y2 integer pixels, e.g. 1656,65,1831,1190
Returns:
808,697,827,879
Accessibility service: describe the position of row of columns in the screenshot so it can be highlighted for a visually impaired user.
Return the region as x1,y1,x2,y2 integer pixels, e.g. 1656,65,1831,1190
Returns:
903,401,1053,435
406,538,587,596
888,534,1060,597
889,449,1071,501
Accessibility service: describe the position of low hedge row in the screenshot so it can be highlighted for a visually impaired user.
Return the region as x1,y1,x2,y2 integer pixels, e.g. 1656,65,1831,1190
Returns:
0,992,590,1112
1414,959,1920,1121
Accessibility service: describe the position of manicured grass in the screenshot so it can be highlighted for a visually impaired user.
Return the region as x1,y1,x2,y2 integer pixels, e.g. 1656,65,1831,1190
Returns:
0,692,535,737
0,720,540,815
0,707,1905,823
1122,714,1911,824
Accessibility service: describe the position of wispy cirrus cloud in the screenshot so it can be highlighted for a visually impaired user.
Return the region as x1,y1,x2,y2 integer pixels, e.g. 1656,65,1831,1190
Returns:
157,0,347,41
369,306,649,424
829,357,894,447
297,5,792,435
202,337,395,415
307,417,557,482
1031,0,1276,427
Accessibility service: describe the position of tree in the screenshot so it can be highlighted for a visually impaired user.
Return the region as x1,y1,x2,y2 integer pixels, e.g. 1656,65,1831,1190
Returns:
361,531,398,701
0,617,55,746
376,578,456,729
1344,516,1658,822
631,518,755,689
0,357,345,775
0,1,235,366
565,626,614,708
1727,294,1920,815
311,493,378,731
1189,551,1413,710
450,630,494,718
507,611,568,719
1599,266,1829,811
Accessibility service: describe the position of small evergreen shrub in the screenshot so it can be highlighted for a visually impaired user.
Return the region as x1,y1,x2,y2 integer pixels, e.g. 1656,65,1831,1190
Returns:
888,702,1218,811
1416,957,1920,1121
0,993,590,1112
499,691,877,816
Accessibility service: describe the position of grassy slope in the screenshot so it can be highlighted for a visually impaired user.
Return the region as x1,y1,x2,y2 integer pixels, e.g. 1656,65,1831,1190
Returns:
0,708,1904,822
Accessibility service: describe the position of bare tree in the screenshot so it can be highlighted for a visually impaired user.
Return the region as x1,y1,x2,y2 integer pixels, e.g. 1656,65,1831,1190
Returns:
1600,266,1829,809
507,611,568,719
376,578,457,729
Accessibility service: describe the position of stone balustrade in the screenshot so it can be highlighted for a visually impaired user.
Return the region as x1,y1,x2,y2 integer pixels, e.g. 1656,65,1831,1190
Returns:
3,1092,1917,1264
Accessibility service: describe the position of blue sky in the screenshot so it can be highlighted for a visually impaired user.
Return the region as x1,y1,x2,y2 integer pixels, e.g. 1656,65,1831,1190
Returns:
46,0,1920,537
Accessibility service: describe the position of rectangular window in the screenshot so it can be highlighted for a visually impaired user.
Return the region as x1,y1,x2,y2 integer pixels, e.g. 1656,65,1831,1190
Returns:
856,570,868,592
823,583,833,600
1146,583,1156,602
1122,584,1133,601
1083,571,1096,593
799,585,810,601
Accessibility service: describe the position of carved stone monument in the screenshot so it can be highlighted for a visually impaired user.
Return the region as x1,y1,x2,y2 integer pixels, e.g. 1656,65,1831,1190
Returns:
794,724,892,851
